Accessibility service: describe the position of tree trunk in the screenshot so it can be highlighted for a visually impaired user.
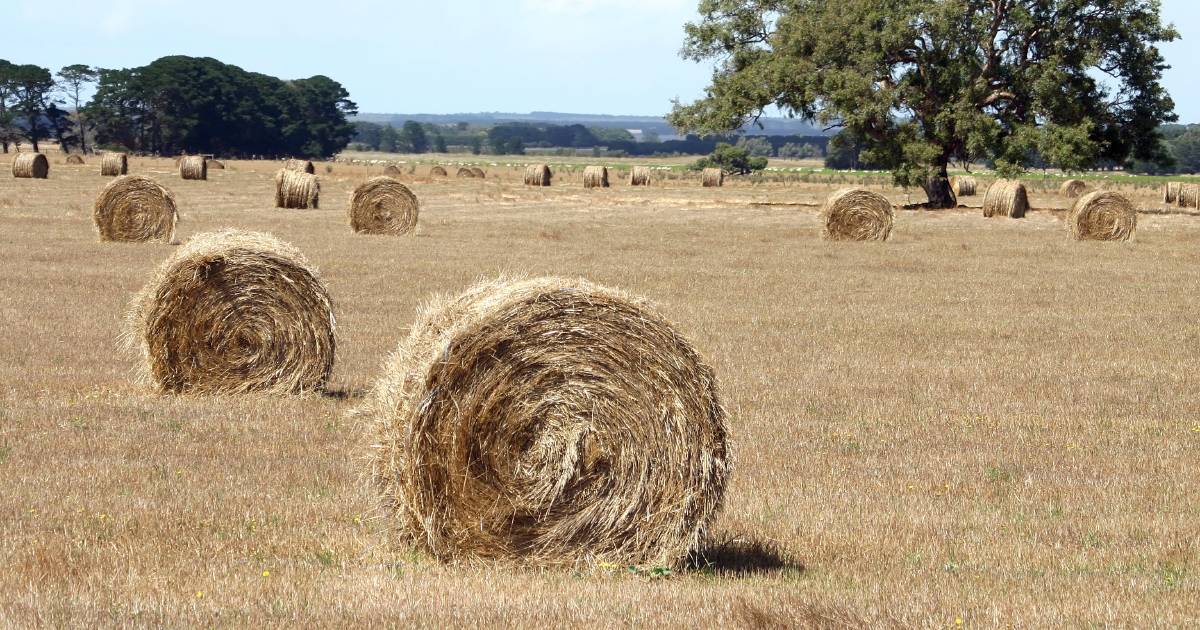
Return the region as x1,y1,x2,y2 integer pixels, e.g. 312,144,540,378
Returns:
922,169,957,209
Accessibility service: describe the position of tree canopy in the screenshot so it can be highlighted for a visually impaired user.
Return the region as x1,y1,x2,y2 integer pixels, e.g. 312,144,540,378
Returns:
669,0,1179,206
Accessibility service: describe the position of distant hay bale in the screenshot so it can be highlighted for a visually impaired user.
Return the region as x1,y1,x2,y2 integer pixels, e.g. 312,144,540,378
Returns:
65,154,85,165
701,168,724,187
208,159,225,170
274,169,320,209
430,166,448,177
524,164,552,186
821,188,894,242
630,166,652,186
101,152,129,176
285,158,315,174
125,229,336,394
1060,179,1089,197
456,167,476,178
362,276,730,567
982,179,1028,218
349,176,419,235
383,165,403,176
583,165,609,189
1163,182,1181,204
1178,184,1200,209
12,153,49,179
951,175,977,197
93,175,178,243
1068,191,1136,242
470,167,485,178
179,156,207,180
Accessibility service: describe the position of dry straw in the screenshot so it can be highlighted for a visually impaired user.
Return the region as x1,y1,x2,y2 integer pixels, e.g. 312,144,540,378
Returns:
470,167,486,178
383,165,403,176
702,168,724,187
362,276,730,567
524,164,552,186
274,169,320,209
12,153,49,179
982,179,1028,218
821,188,895,241
93,175,178,243
456,167,476,178
1060,179,1089,198
1163,182,1181,204
1177,184,1200,209
208,159,225,170
179,156,207,180
65,154,85,165
285,158,315,174
349,176,419,235
430,166,448,177
951,175,977,197
629,166,652,186
101,152,129,176
583,165,610,189
1068,191,1136,241
124,229,336,394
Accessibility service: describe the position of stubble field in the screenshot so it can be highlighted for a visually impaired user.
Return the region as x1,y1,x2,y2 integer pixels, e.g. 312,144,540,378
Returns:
0,154,1197,627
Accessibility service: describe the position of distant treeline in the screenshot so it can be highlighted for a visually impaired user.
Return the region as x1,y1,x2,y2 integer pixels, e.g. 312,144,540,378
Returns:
352,120,830,158
0,56,357,159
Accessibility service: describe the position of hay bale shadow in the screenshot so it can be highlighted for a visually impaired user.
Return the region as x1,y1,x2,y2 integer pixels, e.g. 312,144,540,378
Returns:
688,534,804,577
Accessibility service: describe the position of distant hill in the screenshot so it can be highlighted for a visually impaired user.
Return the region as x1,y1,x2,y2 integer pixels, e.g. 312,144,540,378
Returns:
353,111,830,139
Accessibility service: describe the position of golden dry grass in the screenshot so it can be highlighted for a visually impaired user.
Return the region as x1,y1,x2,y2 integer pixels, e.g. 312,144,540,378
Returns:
0,154,1198,627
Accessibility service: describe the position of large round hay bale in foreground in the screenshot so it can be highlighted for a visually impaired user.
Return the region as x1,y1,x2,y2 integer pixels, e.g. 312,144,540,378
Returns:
629,166,652,186
364,276,730,567
982,179,1028,218
1163,182,1181,204
821,188,895,242
101,152,129,176
951,175,977,197
470,167,485,178
285,158,315,174
701,168,724,187
12,153,49,179
1068,191,1136,242
179,156,207,180
93,175,178,243
523,164,552,186
1178,184,1200,209
274,169,320,209
65,154,85,165
583,165,609,189
125,229,336,394
429,166,448,177
349,176,419,235
1060,179,1089,198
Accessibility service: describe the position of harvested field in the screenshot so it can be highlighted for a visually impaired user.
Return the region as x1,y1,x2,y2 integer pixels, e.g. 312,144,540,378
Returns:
0,153,1197,627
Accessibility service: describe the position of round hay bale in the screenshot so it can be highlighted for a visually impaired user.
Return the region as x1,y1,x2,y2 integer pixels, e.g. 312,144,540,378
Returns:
101,152,129,176
383,165,403,176
179,156,207,181
629,166,652,186
821,188,895,241
429,166,448,177
349,176,419,235
125,229,336,394
65,154,85,165
456,167,476,178
208,159,225,170
1163,182,1181,204
982,179,1028,218
362,276,730,567
523,164,552,186
1178,184,1200,209
950,175,977,197
470,167,486,178
93,175,178,243
274,169,320,209
12,153,49,179
583,165,610,189
285,158,315,174
701,168,724,187
1068,191,1136,242
1060,179,1089,198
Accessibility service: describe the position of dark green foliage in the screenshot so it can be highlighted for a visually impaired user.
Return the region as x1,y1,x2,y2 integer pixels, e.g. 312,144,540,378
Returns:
56,64,97,153
1,62,56,151
692,142,768,174
400,121,428,153
87,56,356,158
670,0,1178,206
735,135,773,157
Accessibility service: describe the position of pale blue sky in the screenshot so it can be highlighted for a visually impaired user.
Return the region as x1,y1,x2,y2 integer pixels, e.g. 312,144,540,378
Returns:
7,0,1199,122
